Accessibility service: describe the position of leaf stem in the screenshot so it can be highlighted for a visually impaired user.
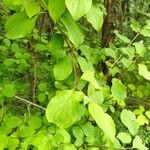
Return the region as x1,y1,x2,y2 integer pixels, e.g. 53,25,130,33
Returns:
14,96,46,110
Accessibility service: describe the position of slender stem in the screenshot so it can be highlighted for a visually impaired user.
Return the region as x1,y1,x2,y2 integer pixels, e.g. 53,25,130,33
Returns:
111,33,140,68
14,96,46,110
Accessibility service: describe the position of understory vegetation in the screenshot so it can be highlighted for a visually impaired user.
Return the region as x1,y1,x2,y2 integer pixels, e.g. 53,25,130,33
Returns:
0,0,150,149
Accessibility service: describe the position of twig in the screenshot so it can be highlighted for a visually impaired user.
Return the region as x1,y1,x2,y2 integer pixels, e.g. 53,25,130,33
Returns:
111,33,140,68
32,63,37,103
14,96,46,110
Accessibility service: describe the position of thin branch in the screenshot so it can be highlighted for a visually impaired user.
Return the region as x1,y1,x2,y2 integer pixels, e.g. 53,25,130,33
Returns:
111,33,140,68
14,96,46,110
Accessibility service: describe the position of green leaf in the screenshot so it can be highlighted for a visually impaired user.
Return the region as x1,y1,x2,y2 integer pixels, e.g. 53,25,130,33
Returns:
86,5,103,31
88,101,116,142
65,0,92,20
0,134,8,149
132,136,148,150
8,137,19,150
47,34,66,60
136,114,148,126
2,84,16,98
85,135,95,144
121,109,139,135
114,30,130,43
72,126,84,138
82,122,95,136
81,71,100,89
138,64,150,81
17,126,35,137
60,11,84,48
145,111,150,119
3,0,20,10
27,116,42,129
13,0,25,5
130,20,141,32
77,56,100,89
63,144,76,150
133,42,146,56
117,132,132,144
77,56,94,72
46,90,82,128
25,1,40,18
111,79,127,102
55,128,70,143
38,83,47,92
48,0,66,22
141,20,150,37
90,91,104,105
4,116,22,128
38,93,46,102
5,12,36,39
74,138,84,147
30,132,52,150
54,56,73,80
121,47,135,59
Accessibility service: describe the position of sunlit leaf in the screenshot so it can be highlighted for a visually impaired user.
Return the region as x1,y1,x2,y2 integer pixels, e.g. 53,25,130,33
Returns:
5,12,36,39
46,90,83,128
65,0,92,20
138,64,150,81
88,101,116,142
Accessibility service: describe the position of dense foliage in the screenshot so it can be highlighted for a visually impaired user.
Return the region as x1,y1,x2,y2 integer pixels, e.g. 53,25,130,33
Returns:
0,0,150,149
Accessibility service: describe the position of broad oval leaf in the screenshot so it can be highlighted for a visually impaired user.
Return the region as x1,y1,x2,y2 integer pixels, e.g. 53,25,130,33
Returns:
5,12,36,39
138,64,150,81
48,0,66,22
88,101,116,142
132,136,148,150
86,5,103,31
46,90,83,128
111,79,127,102
60,11,84,48
2,84,16,98
54,56,73,80
117,132,132,144
121,109,139,135
65,0,92,20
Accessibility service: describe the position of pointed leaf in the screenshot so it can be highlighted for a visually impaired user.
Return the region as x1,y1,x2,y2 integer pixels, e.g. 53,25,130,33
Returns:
132,136,148,150
54,56,73,80
48,0,66,22
111,79,127,101
65,0,92,20
86,5,103,31
5,12,36,39
138,64,150,81
121,109,139,135
60,11,84,48
88,101,116,142
25,1,40,18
